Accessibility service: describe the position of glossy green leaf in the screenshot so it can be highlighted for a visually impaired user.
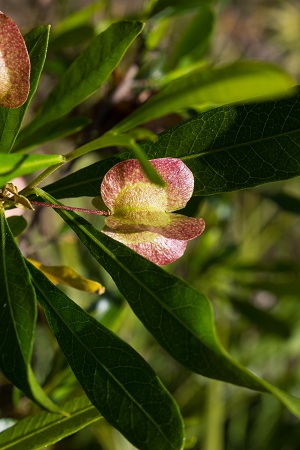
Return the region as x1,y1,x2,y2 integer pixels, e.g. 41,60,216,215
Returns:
0,26,50,153
0,154,65,187
19,21,144,142
27,260,185,450
0,395,101,450
113,61,295,134
0,209,61,412
43,91,300,199
35,190,300,418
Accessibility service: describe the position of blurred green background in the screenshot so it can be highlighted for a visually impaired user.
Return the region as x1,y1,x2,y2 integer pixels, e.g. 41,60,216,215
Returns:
1,1,300,449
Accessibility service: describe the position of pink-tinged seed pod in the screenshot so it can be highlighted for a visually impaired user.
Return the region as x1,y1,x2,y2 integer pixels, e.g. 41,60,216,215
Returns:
101,158,205,265
0,11,30,108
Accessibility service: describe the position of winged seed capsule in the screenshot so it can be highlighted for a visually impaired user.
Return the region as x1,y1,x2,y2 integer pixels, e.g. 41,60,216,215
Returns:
100,158,205,265
0,11,30,108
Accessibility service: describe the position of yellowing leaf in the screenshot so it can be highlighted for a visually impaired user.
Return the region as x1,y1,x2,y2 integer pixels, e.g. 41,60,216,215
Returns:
28,259,105,294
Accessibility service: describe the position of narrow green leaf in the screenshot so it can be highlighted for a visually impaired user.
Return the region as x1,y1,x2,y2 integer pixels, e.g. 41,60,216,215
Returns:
0,209,61,412
19,21,144,141
0,209,35,381
27,260,185,450
0,26,50,153
0,395,101,450
128,140,165,186
35,190,300,418
113,61,295,134
42,91,300,199
0,154,65,187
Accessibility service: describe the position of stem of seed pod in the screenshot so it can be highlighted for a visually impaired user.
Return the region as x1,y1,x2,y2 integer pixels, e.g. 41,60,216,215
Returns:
30,201,110,216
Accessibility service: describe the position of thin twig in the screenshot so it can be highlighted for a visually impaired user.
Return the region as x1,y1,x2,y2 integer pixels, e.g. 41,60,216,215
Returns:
30,201,110,216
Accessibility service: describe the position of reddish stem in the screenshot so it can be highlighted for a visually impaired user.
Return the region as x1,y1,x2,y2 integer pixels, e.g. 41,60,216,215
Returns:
30,201,110,216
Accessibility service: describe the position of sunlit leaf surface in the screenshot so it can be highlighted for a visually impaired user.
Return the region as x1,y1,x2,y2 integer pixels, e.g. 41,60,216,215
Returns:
0,209,61,412
35,190,300,419
0,154,64,187
18,21,144,141
43,91,300,199
28,260,185,450
0,395,101,450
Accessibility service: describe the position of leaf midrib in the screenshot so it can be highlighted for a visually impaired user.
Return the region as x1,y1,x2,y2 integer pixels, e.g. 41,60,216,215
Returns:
62,207,220,351
36,189,220,352
0,403,100,449
39,22,142,113
178,127,300,160
33,268,177,449
0,211,27,365
45,124,300,196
